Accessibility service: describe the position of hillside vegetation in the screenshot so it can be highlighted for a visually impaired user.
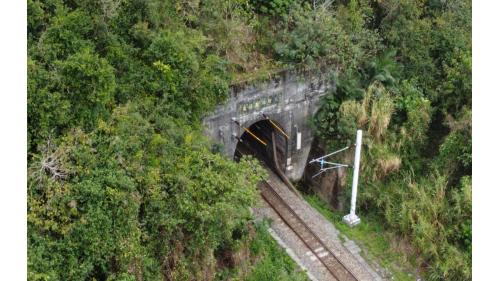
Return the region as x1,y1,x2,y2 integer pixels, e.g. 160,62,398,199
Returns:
28,0,471,280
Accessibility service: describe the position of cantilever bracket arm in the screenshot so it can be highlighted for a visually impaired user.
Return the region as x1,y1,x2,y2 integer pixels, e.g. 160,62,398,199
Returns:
309,145,351,164
311,164,350,179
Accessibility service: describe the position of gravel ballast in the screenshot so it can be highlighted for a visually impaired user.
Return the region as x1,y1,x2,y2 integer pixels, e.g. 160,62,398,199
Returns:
253,170,385,281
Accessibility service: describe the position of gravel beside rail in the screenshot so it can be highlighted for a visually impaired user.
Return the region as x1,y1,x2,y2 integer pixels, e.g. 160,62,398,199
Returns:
253,169,385,281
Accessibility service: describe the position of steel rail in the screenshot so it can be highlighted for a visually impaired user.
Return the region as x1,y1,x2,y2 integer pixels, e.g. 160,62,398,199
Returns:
260,181,359,281
235,119,360,280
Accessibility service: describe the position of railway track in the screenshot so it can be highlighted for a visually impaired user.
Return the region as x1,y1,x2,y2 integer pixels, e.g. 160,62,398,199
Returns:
236,127,360,280
259,180,359,281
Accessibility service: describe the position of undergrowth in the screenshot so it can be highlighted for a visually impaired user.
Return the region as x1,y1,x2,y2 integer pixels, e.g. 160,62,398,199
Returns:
216,220,309,281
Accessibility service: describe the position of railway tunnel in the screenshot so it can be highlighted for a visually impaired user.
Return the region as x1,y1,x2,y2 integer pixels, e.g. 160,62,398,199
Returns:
203,72,368,280
233,119,288,174
203,70,332,181
234,120,362,281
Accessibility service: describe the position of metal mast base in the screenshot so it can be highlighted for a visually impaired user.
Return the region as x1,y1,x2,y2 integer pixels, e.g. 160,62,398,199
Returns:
343,213,361,227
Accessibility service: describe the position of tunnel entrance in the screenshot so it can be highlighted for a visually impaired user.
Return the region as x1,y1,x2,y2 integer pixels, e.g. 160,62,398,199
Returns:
234,119,288,173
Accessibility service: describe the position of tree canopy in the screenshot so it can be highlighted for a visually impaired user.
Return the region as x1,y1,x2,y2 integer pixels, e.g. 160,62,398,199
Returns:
28,0,471,280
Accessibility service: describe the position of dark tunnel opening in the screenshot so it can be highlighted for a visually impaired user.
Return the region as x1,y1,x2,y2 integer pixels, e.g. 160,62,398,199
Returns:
234,119,288,173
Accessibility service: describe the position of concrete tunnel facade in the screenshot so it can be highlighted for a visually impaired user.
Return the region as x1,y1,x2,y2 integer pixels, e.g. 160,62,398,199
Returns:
233,118,288,172
203,69,333,181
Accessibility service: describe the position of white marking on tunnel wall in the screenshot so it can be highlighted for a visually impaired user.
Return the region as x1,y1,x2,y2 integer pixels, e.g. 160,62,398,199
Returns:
296,132,302,150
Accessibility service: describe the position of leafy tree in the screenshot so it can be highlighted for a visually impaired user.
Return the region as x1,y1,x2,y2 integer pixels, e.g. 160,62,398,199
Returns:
27,0,472,280
28,102,264,280
273,5,363,70
146,30,229,118
251,0,300,18
57,49,116,128
28,57,71,151
435,109,472,186
35,9,95,62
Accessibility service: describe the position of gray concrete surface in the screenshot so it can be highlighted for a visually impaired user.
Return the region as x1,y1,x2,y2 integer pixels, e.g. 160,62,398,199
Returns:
203,69,332,181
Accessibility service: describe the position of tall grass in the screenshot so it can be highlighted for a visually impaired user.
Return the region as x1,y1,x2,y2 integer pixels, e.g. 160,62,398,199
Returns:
326,81,471,280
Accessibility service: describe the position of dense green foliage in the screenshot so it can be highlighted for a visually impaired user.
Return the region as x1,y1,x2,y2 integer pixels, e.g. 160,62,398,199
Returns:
28,0,471,280
310,1,472,280
304,194,418,281
28,102,264,280
28,1,264,280
245,221,308,281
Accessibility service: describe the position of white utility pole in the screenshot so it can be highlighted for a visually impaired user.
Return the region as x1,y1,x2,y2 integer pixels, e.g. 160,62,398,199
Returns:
343,129,363,227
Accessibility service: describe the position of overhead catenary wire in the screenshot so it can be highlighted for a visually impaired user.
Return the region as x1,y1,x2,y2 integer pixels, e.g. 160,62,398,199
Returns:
311,165,349,178
309,145,351,164
308,143,354,179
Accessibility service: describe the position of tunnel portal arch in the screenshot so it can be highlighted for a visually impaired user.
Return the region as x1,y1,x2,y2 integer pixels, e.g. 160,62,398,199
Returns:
203,69,332,181
233,118,288,173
